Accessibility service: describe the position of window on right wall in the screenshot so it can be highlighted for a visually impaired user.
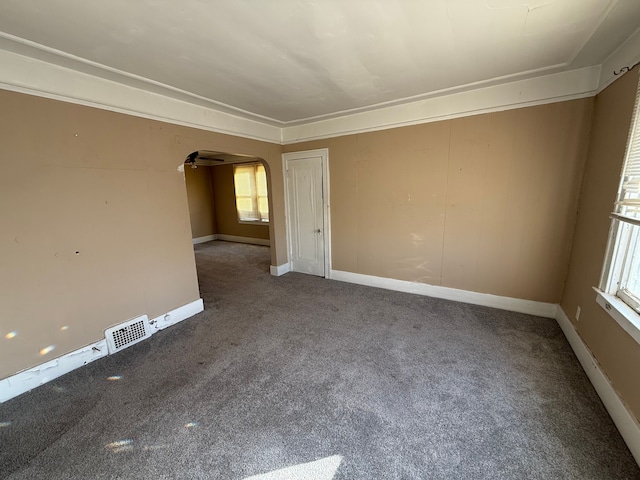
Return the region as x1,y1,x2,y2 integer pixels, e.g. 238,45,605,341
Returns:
599,73,640,328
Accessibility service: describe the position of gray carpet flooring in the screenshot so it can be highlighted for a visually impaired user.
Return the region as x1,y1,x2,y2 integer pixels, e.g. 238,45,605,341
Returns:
1,241,639,479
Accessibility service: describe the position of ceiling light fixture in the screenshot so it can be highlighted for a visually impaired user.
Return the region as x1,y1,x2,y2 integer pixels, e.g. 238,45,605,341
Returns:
186,151,198,169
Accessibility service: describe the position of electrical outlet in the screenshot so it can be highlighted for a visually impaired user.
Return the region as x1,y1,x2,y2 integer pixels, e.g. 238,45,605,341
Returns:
576,306,581,321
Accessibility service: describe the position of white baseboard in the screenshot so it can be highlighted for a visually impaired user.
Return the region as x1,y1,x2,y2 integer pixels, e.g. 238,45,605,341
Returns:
193,234,270,247
270,263,291,277
192,234,217,245
330,270,557,318
0,298,204,403
152,298,204,330
0,339,108,403
556,306,640,466
216,234,270,246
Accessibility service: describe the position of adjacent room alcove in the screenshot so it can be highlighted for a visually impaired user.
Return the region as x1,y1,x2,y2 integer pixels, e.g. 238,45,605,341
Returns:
183,150,272,257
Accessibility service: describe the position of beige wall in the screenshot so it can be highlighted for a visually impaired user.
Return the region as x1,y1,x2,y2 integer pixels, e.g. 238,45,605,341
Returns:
211,164,270,240
561,68,640,420
0,90,284,379
6,76,637,424
285,99,593,303
185,166,216,239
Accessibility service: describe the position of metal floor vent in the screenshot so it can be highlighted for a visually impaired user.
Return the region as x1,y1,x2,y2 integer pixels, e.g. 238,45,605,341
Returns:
105,315,152,354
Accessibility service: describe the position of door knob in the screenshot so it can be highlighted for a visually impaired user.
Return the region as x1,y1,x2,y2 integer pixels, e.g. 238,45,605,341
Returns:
316,229,321,234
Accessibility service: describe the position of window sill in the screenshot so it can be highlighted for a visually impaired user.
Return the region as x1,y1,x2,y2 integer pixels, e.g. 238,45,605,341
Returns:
238,220,269,226
594,287,640,346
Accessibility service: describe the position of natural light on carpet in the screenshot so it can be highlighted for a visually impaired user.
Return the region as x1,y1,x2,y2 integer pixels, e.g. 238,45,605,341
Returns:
105,439,133,453
243,455,342,480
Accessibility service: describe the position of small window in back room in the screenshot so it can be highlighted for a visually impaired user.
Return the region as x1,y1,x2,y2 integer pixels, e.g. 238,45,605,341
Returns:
233,163,269,223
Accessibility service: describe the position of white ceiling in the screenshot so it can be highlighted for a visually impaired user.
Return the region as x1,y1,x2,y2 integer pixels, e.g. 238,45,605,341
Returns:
0,0,639,126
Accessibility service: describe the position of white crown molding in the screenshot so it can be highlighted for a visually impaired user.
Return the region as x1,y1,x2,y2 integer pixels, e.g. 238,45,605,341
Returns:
281,62,568,127
598,26,640,93
0,33,284,127
0,49,282,144
281,67,601,144
2,30,631,146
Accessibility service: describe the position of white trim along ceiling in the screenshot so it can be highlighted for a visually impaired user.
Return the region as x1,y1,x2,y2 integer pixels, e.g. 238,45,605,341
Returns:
0,0,639,145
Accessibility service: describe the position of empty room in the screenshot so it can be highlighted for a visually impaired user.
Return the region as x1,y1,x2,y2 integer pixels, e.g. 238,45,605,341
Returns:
1,1,640,478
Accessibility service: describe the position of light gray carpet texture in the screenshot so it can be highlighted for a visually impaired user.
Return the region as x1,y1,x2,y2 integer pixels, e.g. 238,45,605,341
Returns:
1,241,638,479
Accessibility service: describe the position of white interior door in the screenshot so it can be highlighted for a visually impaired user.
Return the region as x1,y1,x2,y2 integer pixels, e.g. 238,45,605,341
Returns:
285,152,325,276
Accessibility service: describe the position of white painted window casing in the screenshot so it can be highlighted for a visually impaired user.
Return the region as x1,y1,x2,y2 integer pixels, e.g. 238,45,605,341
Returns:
598,73,640,343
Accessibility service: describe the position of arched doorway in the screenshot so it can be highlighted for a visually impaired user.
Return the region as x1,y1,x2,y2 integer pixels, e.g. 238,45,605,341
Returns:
183,150,273,261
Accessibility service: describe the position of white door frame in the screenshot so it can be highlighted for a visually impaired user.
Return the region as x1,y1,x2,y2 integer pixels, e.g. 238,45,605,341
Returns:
282,148,331,279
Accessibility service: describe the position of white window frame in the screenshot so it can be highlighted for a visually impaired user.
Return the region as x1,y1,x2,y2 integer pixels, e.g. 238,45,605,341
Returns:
597,74,640,345
233,162,269,225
